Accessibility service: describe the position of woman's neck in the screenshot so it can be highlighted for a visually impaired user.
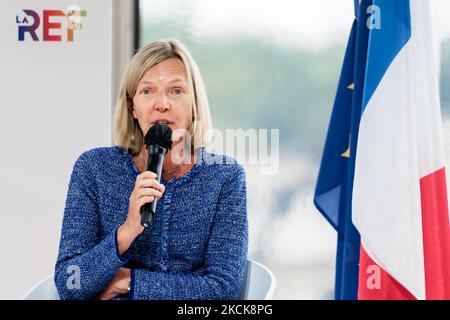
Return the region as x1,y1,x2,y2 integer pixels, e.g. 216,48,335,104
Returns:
133,145,195,181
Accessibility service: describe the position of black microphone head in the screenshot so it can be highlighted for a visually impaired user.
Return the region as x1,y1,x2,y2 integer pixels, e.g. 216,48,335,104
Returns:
144,123,173,150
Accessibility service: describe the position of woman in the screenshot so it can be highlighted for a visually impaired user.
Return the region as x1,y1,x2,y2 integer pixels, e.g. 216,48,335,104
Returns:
54,39,248,300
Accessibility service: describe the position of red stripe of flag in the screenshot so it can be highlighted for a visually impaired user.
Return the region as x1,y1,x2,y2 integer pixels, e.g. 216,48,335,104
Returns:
358,245,415,299
421,167,450,299
358,167,450,299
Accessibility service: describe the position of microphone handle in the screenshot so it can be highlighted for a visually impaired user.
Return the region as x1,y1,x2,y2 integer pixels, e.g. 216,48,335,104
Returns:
140,145,167,228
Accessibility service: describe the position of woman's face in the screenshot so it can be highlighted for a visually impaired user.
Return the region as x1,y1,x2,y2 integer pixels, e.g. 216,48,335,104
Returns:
132,57,191,145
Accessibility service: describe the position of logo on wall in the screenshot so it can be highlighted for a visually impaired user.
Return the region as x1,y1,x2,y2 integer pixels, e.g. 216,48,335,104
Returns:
16,5,87,42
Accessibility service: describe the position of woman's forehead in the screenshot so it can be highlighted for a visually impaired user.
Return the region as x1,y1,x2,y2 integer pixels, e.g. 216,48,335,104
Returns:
141,58,188,83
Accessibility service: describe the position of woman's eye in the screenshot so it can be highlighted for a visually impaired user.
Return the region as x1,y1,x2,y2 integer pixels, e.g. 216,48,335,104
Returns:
142,89,150,95
173,88,184,95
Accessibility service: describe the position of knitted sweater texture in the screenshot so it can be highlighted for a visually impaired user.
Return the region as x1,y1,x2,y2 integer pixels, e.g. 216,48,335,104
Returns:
54,146,248,300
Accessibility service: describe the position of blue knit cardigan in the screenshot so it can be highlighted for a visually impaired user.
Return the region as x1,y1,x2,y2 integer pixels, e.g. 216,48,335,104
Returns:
54,146,248,300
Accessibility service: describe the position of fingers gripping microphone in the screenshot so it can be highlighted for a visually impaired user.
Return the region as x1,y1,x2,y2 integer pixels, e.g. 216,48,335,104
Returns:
140,124,172,228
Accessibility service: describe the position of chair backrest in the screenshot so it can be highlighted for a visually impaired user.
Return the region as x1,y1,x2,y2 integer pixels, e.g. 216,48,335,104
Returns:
240,259,276,300
22,274,60,300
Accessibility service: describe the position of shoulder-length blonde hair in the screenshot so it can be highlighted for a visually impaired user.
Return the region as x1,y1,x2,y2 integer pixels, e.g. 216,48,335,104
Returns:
113,39,212,155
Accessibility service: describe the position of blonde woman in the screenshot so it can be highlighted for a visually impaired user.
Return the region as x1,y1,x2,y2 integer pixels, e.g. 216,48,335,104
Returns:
54,39,248,300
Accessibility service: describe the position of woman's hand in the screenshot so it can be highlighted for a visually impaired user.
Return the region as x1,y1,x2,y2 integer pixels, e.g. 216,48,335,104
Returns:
97,267,131,300
117,171,165,256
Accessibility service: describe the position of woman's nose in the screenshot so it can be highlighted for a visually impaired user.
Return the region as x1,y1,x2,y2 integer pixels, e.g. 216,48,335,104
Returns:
153,91,170,112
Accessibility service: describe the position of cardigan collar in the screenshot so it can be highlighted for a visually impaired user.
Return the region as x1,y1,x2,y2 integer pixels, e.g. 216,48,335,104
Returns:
119,145,212,187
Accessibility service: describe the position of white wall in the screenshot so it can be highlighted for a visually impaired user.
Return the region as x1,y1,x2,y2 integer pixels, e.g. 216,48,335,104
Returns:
0,0,113,299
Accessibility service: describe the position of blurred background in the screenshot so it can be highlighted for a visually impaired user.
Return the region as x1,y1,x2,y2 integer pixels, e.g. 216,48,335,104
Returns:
137,0,450,299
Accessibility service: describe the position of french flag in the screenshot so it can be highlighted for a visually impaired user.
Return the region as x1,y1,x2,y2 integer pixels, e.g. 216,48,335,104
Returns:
314,0,450,300
352,0,450,300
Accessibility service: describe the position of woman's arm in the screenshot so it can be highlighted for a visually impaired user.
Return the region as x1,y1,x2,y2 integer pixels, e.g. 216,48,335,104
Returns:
129,164,249,300
54,152,131,300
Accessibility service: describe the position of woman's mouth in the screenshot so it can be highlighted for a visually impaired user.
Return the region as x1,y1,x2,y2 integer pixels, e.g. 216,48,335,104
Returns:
152,120,174,126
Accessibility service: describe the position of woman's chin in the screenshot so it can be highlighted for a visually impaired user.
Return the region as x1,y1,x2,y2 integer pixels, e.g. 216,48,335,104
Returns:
171,127,190,142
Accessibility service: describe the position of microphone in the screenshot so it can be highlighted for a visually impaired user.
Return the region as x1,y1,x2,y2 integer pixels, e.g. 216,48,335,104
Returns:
140,123,172,228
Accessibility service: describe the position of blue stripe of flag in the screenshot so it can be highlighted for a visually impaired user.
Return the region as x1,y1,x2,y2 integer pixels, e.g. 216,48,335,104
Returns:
362,0,412,112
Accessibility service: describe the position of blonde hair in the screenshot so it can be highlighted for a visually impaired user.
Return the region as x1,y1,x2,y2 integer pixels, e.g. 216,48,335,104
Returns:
113,39,212,155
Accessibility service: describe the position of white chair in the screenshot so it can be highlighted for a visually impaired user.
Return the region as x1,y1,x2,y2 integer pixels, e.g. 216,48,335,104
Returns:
22,274,60,300
23,259,276,300
240,259,276,300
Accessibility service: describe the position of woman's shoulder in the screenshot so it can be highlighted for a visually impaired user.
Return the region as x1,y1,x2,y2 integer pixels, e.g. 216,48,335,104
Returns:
73,145,128,171
79,145,126,159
